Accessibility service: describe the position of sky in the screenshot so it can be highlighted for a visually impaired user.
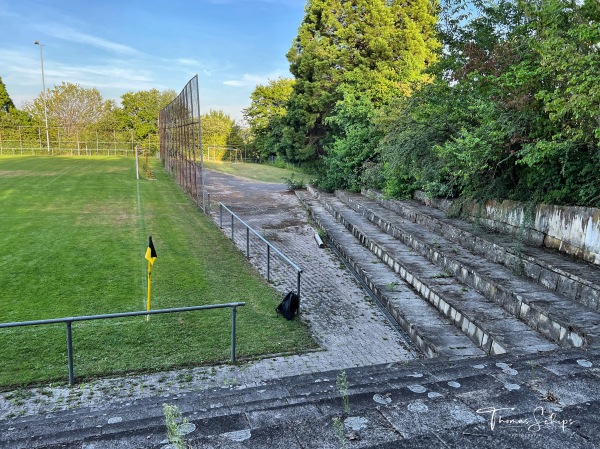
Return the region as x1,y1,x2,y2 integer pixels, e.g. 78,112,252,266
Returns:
0,0,307,121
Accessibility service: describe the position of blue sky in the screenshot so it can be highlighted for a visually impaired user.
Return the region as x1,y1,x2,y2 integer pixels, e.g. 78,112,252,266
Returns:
0,0,306,121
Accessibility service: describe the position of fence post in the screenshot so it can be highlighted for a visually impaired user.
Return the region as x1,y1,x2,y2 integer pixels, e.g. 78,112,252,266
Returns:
219,203,223,228
267,245,271,282
297,271,302,313
231,306,237,363
66,321,75,386
231,214,234,240
246,227,250,258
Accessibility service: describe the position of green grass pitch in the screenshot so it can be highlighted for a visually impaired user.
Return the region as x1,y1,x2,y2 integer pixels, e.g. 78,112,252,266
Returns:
0,156,315,388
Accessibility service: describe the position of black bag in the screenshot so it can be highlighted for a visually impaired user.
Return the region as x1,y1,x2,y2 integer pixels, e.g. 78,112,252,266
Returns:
276,291,300,320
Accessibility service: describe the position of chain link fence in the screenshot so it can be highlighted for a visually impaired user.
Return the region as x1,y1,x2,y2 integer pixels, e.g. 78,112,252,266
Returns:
159,75,205,212
0,126,158,156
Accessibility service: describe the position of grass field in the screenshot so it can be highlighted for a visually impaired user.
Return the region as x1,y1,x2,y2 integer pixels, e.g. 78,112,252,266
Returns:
0,156,316,388
203,160,306,184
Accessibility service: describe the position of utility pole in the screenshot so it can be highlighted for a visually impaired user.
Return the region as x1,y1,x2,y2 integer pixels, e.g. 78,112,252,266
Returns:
34,40,51,153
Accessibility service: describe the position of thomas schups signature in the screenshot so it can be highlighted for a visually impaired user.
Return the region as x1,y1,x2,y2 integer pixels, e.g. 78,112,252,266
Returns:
476,406,575,432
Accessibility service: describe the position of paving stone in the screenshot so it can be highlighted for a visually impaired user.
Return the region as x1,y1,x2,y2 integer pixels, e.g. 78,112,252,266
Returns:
529,371,600,407
379,396,485,438
559,400,600,441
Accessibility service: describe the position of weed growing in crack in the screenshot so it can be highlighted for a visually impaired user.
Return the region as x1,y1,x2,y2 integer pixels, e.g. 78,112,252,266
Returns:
336,370,350,414
332,417,347,449
163,403,190,449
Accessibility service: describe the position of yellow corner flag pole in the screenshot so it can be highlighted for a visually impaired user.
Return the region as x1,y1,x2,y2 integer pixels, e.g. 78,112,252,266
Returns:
145,236,157,321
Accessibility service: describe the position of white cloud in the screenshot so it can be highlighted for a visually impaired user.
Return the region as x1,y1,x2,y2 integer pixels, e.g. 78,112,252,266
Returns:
0,47,163,107
176,58,201,66
44,25,140,56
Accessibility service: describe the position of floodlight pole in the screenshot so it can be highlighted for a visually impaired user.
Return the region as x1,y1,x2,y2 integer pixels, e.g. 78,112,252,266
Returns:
34,40,51,154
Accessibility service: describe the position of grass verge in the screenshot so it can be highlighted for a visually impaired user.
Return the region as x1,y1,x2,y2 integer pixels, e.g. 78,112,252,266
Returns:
0,155,316,388
203,160,304,184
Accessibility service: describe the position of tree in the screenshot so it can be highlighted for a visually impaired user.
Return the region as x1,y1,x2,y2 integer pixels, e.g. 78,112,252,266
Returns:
0,76,15,113
25,82,109,135
201,109,235,152
281,0,440,188
0,76,31,128
92,100,121,131
380,0,600,206
228,121,252,160
119,89,176,139
243,78,294,160
283,0,348,163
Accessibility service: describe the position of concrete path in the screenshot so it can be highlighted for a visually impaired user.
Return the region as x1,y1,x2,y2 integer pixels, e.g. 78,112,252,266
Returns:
203,169,420,371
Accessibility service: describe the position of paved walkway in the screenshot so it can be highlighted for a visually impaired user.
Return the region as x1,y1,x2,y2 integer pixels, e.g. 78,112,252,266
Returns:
205,170,418,371
0,170,416,419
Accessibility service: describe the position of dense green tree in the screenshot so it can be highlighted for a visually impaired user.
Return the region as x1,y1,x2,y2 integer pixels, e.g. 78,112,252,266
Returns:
380,0,600,206
91,100,121,131
25,82,110,135
0,108,33,128
0,76,32,128
282,0,439,188
0,76,15,113
243,78,294,160
119,89,176,139
228,121,252,159
201,109,235,151
283,0,340,163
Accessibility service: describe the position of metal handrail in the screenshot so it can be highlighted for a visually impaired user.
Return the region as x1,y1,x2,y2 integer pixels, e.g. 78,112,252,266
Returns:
219,203,302,302
0,302,245,386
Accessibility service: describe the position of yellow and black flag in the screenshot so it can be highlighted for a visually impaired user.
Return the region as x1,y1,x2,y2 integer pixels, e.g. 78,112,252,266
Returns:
145,236,157,266
145,236,157,319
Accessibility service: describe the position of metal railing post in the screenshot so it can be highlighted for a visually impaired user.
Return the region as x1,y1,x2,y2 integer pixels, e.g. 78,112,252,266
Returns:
246,227,250,258
0,302,245,386
66,321,75,386
231,306,237,363
267,245,271,282
218,203,302,299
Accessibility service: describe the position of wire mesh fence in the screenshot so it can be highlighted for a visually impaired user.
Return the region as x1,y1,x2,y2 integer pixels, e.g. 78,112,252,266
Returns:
159,75,205,211
0,127,157,156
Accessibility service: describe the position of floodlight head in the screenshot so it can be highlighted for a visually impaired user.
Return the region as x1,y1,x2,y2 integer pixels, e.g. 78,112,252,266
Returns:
34,40,39,45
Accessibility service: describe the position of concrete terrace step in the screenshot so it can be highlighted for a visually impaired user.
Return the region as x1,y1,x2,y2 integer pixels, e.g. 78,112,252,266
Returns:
0,360,457,448
305,188,569,355
0,362,421,448
318,188,600,350
4,348,599,448
361,190,600,313
297,191,485,360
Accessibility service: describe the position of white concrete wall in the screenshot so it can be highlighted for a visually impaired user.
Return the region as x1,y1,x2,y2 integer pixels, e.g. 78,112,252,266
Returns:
414,192,600,266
